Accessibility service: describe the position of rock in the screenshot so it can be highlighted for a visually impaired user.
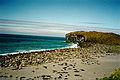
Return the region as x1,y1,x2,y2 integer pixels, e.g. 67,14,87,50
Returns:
0,75,3,77
43,66,47,69
80,69,85,71
66,33,86,43
41,75,52,79
65,77,68,79
53,70,57,73
32,70,35,72
54,77,57,80
74,70,79,72
8,74,13,77
60,74,63,76
58,76,62,79
21,60,26,67
36,76,39,78
63,67,67,70
16,76,19,78
18,64,22,69
20,76,26,80
53,65,55,67
74,74,82,77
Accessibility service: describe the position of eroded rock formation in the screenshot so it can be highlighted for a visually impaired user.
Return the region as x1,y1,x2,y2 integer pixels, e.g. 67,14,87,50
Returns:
66,33,86,43
66,33,86,47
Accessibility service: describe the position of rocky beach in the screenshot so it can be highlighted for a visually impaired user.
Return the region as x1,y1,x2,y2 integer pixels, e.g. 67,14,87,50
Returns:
0,43,120,80
0,31,120,80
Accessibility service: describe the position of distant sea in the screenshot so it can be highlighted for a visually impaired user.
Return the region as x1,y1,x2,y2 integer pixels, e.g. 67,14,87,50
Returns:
0,34,77,55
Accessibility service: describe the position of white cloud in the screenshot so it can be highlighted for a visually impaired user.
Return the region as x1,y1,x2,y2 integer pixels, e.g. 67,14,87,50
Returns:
0,19,120,36
0,26,72,37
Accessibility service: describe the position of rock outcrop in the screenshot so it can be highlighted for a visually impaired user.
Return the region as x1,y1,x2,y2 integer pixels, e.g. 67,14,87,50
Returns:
66,33,86,43
66,32,87,47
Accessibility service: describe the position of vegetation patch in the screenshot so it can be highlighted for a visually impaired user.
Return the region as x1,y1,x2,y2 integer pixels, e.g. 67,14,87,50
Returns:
97,67,120,80
66,31,120,45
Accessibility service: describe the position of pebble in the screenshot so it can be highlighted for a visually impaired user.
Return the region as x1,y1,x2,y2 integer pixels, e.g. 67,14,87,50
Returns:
43,66,47,69
8,74,13,77
74,70,79,72
20,76,26,80
53,70,57,73
32,70,35,72
74,74,82,77
58,76,62,79
65,77,68,79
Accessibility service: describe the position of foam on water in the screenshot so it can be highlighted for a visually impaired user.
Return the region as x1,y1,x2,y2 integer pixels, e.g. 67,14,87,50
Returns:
0,34,80,55
0,43,78,55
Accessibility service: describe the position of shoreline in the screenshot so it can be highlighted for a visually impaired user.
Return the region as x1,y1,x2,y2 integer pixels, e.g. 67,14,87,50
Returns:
0,43,78,56
0,43,120,80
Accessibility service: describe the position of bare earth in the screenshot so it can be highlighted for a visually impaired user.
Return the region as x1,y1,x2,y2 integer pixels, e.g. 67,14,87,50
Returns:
0,54,120,80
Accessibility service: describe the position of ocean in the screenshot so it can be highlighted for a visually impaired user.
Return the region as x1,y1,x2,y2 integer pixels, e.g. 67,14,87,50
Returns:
0,34,77,55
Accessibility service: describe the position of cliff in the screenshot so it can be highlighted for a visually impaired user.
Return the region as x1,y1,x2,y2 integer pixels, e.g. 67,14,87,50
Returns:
66,31,120,45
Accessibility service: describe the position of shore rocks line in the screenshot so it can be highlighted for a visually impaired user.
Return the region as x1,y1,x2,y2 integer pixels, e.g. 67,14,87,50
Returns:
0,43,115,69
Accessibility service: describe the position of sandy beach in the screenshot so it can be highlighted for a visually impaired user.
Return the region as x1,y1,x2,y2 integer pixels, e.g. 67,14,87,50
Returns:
0,43,120,80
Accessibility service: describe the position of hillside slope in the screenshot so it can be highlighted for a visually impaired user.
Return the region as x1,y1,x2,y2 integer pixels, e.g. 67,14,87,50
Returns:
66,31,120,45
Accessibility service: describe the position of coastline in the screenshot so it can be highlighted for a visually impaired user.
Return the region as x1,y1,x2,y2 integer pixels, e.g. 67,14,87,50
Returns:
0,43,78,56
0,43,120,80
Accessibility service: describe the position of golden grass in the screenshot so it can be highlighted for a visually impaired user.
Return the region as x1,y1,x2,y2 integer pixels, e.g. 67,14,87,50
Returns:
66,31,120,45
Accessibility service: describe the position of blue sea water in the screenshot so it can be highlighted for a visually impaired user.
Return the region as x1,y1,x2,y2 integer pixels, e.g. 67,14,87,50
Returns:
0,34,74,55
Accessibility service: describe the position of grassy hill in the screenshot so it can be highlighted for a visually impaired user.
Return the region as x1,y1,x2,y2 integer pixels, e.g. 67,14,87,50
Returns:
66,31,120,45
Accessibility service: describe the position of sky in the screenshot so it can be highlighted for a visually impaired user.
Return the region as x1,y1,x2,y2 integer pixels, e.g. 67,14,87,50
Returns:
0,0,120,37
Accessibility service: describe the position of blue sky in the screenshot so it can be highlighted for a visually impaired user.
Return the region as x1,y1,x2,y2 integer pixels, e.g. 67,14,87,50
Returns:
0,0,120,37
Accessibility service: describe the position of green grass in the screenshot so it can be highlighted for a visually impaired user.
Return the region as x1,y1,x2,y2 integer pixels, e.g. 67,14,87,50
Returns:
97,67,120,80
115,45,120,49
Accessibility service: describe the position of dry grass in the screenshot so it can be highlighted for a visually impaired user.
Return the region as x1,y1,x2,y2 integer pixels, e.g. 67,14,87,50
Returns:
66,31,120,45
